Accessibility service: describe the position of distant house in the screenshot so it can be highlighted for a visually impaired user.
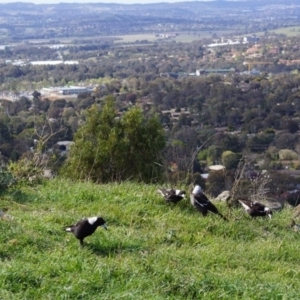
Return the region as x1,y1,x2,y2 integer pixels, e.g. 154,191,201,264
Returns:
243,36,259,43
161,108,190,121
30,60,78,66
196,68,235,76
268,47,279,55
41,86,92,96
160,72,188,79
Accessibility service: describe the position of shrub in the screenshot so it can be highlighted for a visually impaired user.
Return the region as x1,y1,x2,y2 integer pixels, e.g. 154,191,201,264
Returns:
0,167,14,193
62,97,166,183
221,151,240,170
197,149,208,161
269,161,283,170
264,128,275,134
206,170,226,196
293,161,300,170
278,149,298,160
8,157,43,185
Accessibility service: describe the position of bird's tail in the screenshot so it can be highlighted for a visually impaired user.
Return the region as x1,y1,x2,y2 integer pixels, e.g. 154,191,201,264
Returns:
157,189,167,197
64,226,73,232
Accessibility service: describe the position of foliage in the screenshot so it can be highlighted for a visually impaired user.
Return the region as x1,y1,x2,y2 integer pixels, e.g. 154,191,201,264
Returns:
167,171,206,187
278,149,298,160
274,133,298,150
269,160,283,170
266,171,300,193
197,149,208,161
284,120,299,134
7,154,45,185
207,145,222,165
3,33,300,178
221,150,240,170
205,170,226,196
212,133,243,153
0,166,14,193
266,146,279,160
293,161,300,170
62,96,166,183
248,172,272,203
246,133,275,152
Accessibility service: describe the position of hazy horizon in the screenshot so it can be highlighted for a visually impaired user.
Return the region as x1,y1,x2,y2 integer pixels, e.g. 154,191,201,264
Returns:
0,0,210,4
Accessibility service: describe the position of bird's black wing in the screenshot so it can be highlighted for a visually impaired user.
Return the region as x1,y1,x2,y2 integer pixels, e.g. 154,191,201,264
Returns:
158,188,183,203
194,192,210,204
251,202,268,215
191,194,209,215
194,194,227,220
158,188,175,197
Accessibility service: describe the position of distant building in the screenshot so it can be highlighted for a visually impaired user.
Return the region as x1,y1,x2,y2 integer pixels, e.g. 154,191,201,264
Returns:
160,72,189,79
41,86,92,96
243,36,259,43
196,68,235,76
243,68,261,75
207,38,241,47
31,60,78,66
48,45,66,49
12,60,27,66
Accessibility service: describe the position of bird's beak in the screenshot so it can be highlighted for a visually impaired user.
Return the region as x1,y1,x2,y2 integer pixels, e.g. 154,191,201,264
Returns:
102,223,108,230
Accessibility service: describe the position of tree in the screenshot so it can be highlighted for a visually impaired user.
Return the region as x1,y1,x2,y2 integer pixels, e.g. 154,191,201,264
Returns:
207,145,222,165
0,121,11,144
221,150,240,170
62,96,165,183
283,119,299,134
274,133,298,150
212,133,242,153
206,170,226,197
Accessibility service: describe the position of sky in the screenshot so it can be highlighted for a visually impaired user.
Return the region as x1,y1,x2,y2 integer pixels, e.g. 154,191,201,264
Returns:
0,0,207,3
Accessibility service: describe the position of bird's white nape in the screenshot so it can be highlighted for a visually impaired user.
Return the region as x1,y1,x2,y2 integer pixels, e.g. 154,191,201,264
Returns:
157,189,165,196
192,185,202,195
175,189,182,195
87,216,98,225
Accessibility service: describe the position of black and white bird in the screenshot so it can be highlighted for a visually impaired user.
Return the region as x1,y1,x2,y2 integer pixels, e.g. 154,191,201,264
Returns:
157,188,186,203
238,199,273,219
64,216,107,246
190,185,227,220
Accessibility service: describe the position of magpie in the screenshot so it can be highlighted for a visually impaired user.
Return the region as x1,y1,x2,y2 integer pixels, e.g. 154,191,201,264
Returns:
190,185,228,221
238,199,273,218
64,216,107,246
157,188,186,203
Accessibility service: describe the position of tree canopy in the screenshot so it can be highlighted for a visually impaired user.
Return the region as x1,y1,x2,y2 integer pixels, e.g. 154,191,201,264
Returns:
62,96,166,183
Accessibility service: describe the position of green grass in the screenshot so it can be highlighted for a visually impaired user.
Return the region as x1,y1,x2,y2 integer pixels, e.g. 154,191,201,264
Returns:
0,179,299,299
252,26,300,37
112,31,233,44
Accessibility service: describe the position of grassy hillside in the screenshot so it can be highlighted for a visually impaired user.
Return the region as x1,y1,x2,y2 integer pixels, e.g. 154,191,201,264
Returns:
254,26,300,37
0,179,299,299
